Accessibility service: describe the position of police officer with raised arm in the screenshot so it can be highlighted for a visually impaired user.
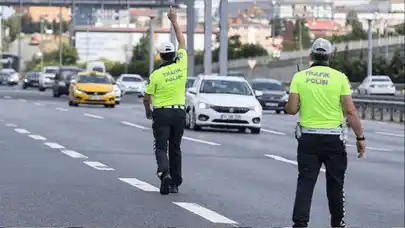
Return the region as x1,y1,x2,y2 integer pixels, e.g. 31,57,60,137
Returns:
143,7,187,195
285,38,366,228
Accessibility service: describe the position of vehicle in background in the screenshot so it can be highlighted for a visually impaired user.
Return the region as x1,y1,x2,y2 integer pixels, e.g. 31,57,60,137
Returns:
105,73,122,104
22,72,40,89
68,72,116,108
7,72,20,86
0,72,9,85
186,76,197,89
116,74,146,95
356,75,396,95
86,61,106,73
227,72,245,78
1,54,20,73
29,34,40,45
250,78,289,114
52,66,83,97
38,66,59,91
185,75,263,134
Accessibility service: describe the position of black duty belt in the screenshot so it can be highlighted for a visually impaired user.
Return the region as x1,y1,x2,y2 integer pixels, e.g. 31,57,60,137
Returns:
154,105,185,109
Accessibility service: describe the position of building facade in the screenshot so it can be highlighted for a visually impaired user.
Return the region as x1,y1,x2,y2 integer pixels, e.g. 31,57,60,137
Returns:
73,5,129,26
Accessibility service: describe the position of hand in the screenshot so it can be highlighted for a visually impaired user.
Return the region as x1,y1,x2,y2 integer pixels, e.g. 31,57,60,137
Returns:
145,109,153,120
356,140,366,158
168,7,177,23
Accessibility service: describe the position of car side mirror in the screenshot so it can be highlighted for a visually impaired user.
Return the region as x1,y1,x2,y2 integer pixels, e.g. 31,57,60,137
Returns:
254,90,263,97
187,88,197,95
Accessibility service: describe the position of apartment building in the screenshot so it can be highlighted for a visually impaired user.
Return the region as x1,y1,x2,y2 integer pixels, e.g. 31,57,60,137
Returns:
16,6,71,22
73,6,130,26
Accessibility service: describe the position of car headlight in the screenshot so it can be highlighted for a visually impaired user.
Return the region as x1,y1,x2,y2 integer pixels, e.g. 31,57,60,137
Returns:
24,79,28,82
106,90,115,96
251,105,262,113
281,94,289,102
198,102,210,109
58,81,65,86
75,89,84,94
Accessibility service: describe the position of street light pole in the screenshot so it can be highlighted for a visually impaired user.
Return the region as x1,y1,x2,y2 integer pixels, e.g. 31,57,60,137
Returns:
58,6,63,67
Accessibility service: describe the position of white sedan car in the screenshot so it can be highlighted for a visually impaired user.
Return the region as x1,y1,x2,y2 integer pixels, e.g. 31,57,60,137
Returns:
356,75,396,95
185,75,263,134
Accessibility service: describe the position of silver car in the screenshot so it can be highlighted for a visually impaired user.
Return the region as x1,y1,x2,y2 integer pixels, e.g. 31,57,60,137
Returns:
116,74,146,95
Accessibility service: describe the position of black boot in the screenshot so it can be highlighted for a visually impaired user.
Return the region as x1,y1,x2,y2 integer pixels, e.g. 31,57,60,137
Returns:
159,173,172,195
169,185,179,193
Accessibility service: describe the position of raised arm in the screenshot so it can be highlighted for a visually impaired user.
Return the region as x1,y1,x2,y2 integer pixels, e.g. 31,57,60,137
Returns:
168,7,186,50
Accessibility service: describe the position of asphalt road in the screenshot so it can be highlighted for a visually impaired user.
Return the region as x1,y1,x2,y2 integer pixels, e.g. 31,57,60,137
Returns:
0,86,404,227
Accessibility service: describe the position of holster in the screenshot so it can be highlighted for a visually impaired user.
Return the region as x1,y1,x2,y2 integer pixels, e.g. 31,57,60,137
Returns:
295,122,302,140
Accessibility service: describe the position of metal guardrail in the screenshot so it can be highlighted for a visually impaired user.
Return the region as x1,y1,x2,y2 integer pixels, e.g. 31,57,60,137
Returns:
352,94,405,101
353,99,405,122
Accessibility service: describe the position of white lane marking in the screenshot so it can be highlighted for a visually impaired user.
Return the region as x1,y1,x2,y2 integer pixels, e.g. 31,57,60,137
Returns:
83,161,115,171
34,102,44,106
173,202,238,224
346,144,393,151
262,129,287,135
29,134,47,140
61,150,88,159
121,121,150,130
264,154,326,172
18,99,27,102
44,142,65,149
56,107,68,111
4,96,11,99
84,113,104,119
375,131,404,137
119,178,159,192
182,136,221,146
5,123,17,127
14,128,30,134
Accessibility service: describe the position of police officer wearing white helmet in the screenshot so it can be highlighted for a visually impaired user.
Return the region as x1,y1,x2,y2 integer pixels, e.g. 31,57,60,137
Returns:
285,38,366,227
143,7,187,195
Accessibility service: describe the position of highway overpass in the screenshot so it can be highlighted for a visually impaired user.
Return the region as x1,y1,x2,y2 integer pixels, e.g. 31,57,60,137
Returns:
196,35,405,82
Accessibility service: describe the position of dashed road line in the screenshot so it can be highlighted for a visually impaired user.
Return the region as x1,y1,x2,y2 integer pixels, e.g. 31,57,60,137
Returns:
18,99,27,102
173,202,238,224
29,134,47,140
375,131,404,137
5,123,17,127
61,150,88,159
121,121,150,130
83,161,114,171
119,178,159,192
84,113,104,119
14,128,30,134
182,136,221,146
346,144,393,151
262,129,286,135
44,142,65,149
264,154,326,172
4,96,11,99
56,107,68,111
34,102,44,106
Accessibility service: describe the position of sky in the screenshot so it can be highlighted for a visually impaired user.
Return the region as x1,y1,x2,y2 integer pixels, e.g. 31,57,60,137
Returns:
1,6,14,18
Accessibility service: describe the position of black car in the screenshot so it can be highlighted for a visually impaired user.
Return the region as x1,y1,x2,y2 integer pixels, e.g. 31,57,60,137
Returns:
52,67,83,97
250,78,289,114
0,72,9,85
22,72,40,89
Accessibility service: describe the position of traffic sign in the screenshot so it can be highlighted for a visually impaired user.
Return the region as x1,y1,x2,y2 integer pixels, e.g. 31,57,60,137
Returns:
248,59,256,70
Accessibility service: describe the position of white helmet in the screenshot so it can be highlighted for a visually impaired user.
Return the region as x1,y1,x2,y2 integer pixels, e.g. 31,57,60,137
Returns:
157,41,175,53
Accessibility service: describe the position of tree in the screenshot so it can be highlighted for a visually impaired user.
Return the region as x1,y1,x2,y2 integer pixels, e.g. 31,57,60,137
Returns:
345,11,367,40
4,14,21,43
129,32,159,77
52,19,58,35
387,49,404,82
270,16,284,37
292,19,312,49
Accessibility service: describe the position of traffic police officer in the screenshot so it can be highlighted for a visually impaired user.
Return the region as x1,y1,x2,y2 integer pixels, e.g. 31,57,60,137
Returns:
143,7,187,195
285,38,366,227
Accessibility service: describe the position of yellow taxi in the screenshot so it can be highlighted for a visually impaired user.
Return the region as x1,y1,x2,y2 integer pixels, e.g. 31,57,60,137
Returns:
68,72,116,108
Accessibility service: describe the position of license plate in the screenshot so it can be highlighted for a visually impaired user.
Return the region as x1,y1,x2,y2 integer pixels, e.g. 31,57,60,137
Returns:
220,114,241,120
266,102,278,107
89,95,102,100
32,83,38,86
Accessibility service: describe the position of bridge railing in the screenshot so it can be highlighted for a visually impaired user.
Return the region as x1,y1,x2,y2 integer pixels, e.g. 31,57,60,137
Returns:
199,35,405,70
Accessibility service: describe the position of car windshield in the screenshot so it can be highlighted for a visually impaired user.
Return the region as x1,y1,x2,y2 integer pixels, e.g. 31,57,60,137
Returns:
45,69,58,74
92,67,104,72
61,69,82,79
200,79,253,95
251,82,285,91
26,73,39,79
78,75,110,84
186,79,195,88
122,76,142,82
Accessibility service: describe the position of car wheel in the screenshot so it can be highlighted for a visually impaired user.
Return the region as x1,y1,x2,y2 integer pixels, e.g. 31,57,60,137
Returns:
190,109,201,131
276,110,281,114
250,128,261,134
185,112,191,129
116,101,120,105
22,85,27,89
110,104,115,108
